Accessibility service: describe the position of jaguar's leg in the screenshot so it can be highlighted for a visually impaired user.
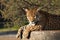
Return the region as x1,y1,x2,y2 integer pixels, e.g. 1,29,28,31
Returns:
22,27,31,40
16,25,27,39
22,25,42,39
16,27,23,39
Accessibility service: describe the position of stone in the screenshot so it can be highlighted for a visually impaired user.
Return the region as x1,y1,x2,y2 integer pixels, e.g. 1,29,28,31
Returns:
29,31,60,40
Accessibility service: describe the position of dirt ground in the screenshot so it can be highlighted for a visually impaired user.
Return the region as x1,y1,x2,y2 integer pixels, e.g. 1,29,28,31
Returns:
0,35,20,40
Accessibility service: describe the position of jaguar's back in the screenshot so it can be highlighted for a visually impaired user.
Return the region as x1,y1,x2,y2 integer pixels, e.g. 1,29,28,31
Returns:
38,10,60,30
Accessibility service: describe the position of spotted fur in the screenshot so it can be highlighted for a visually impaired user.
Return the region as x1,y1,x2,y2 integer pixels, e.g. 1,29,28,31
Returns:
16,8,60,39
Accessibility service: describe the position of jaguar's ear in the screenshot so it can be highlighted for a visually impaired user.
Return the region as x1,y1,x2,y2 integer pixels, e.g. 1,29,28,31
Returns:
36,7,42,12
33,6,40,12
23,8,29,12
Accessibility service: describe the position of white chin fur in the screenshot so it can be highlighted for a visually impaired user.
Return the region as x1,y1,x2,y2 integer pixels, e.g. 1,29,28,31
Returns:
29,22,35,26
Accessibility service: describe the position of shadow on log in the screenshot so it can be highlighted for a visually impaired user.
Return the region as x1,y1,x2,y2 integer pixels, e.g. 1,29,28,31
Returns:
29,31,60,40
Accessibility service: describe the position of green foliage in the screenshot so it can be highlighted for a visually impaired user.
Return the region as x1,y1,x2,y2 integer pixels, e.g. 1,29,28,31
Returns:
0,0,60,29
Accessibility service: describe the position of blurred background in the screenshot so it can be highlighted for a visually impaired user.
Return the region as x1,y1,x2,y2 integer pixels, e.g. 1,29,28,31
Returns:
0,0,60,40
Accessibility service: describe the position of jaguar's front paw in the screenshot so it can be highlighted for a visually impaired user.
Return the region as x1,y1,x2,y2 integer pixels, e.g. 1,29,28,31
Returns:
16,34,20,39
